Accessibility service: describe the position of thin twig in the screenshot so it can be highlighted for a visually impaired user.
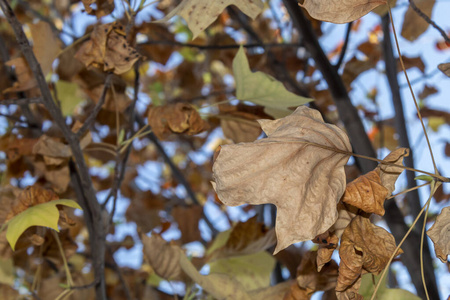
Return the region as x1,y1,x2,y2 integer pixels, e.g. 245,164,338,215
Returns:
139,40,303,50
76,74,113,139
408,0,450,44
0,97,42,106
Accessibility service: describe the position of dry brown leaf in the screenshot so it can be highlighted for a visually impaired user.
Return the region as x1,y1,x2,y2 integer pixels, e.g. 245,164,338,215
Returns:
125,191,164,233
313,232,339,272
3,57,36,93
208,216,277,261
418,85,438,100
219,104,270,143
378,148,409,194
82,0,115,18
156,0,263,38
438,63,450,77
30,21,61,76
141,234,183,280
401,0,436,41
0,284,19,300
75,23,140,75
147,103,209,139
296,251,338,293
300,0,386,23
33,133,91,160
337,216,402,294
341,148,408,216
172,205,202,244
213,106,352,253
335,277,363,300
5,185,59,222
341,170,388,216
283,282,310,300
396,56,425,73
427,205,450,263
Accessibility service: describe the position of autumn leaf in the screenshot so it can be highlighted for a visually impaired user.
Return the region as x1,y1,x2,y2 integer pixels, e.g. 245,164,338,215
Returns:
212,106,352,253
438,62,450,77
141,234,183,280
233,47,312,118
147,103,209,139
207,216,277,261
209,252,275,291
6,199,81,251
401,0,436,41
296,251,338,294
81,0,115,18
300,0,386,24
30,21,60,76
75,23,141,75
427,205,450,263
337,216,403,296
155,0,264,38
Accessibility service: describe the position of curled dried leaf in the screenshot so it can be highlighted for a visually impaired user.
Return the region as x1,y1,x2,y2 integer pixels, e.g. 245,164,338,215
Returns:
213,106,351,253
339,148,408,224
296,251,338,294
337,216,402,294
427,205,450,263
75,23,140,74
5,185,59,222
147,103,209,139
341,170,388,216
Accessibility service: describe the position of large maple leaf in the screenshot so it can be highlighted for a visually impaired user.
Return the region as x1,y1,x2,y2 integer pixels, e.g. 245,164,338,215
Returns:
212,106,352,253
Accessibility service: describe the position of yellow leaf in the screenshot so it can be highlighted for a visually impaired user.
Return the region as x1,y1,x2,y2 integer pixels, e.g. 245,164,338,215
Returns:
6,199,81,251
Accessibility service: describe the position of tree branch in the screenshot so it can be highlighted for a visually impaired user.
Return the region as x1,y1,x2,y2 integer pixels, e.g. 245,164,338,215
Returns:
75,73,113,139
0,2,107,298
408,0,450,44
335,21,353,70
381,14,439,299
139,40,303,50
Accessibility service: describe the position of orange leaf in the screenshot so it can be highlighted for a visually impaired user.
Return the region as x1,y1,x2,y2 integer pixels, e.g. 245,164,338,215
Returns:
147,103,209,140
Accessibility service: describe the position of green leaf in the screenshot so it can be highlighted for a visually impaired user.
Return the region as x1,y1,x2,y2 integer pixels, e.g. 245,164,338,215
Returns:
55,80,85,116
6,199,82,250
209,251,275,291
232,46,313,118
359,273,421,300
414,175,434,182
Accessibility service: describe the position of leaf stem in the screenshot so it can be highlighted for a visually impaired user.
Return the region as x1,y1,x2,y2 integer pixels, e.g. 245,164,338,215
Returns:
52,230,73,287
386,182,430,200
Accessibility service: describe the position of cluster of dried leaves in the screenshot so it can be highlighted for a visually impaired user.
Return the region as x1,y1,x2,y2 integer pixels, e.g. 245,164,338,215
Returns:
0,0,449,300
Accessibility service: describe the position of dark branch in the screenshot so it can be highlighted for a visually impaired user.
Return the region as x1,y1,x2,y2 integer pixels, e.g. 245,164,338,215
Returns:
408,0,450,44
0,2,107,298
75,74,113,139
335,22,353,70
381,14,439,299
0,97,42,106
139,40,303,50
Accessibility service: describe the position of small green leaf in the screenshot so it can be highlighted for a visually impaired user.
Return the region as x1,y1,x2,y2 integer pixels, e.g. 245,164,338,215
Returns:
209,251,275,291
6,199,82,251
55,80,85,116
415,175,434,182
359,273,421,300
232,46,313,118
